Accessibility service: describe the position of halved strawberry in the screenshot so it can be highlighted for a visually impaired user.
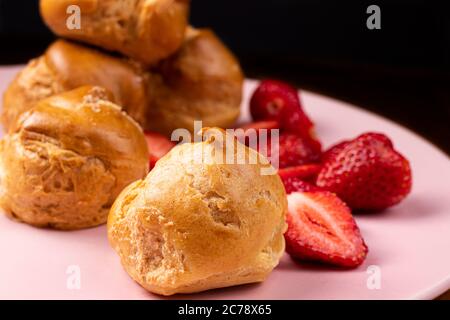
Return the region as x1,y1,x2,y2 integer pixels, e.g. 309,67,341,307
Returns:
144,131,176,169
285,191,368,268
278,164,322,194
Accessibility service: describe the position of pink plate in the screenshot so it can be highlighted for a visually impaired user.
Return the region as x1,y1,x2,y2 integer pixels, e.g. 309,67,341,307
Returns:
1,66,449,300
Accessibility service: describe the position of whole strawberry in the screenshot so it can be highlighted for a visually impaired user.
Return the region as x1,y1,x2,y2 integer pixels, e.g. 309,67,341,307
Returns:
321,133,394,165
321,140,349,164
317,132,412,210
250,79,314,137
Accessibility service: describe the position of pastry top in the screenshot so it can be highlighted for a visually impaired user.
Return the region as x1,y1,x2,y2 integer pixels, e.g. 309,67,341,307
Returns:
147,28,244,135
108,128,286,295
44,40,149,124
11,86,149,184
40,0,190,65
158,27,244,100
0,86,149,230
2,28,244,137
2,39,149,131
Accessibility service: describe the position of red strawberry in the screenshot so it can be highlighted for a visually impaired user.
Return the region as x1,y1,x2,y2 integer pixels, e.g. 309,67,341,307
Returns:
144,132,176,169
265,133,322,168
279,104,315,139
282,178,322,194
235,120,280,151
322,141,349,164
235,120,279,143
238,120,280,133
250,79,314,137
360,132,393,148
285,191,368,268
321,133,391,164
250,80,300,121
316,132,412,210
322,132,392,163
278,164,322,194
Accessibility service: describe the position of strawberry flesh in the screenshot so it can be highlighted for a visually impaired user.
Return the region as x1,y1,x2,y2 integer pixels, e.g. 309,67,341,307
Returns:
285,191,368,268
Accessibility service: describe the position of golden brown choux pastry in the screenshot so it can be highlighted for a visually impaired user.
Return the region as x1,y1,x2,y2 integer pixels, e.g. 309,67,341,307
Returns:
2,29,243,136
147,27,244,136
40,0,190,65
2,40,149,132
0,86,149,230
108,128,286,295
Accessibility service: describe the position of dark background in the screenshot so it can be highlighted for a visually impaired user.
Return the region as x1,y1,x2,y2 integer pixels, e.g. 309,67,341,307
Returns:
0,0,449,154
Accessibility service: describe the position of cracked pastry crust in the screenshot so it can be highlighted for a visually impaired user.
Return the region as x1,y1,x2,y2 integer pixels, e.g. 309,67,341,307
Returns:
0,86,149,230
1,40,150,132
108,128,287,295
40,0,190,66
2,28,243,135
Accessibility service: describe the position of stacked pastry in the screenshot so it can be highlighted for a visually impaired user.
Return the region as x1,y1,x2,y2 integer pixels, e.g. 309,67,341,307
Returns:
0,0,286,295
3,0,244,134
1,0,243,226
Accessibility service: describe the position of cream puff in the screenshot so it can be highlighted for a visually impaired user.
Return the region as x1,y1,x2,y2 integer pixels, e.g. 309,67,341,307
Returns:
0,86,149,230
108,128,287,295
2,40,150,131
147,27,244,135
2,30,243,136
40,0,190,65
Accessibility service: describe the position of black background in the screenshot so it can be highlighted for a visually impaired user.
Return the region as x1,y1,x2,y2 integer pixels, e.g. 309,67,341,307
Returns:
0,0,449,154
